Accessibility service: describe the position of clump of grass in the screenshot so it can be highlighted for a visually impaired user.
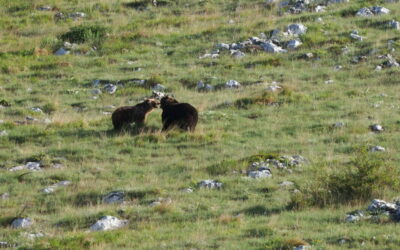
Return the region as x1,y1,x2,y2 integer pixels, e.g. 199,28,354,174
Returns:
290,150,399,208
234,87,309,109
60,24,109,47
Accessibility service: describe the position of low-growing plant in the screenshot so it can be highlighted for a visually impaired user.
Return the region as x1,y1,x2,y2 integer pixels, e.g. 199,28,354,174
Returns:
60,24,109,47
289,150,399,208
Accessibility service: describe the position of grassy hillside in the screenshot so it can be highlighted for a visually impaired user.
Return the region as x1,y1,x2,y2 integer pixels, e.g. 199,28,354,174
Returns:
1,0,400,249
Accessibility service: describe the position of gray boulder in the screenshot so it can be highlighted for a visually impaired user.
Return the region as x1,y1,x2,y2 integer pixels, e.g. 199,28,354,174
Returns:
90,216,128,231
11,218,33,229
261,41,287,53
197,180,223,189
356,7,374,17
286,23,307,36
103,191,125,204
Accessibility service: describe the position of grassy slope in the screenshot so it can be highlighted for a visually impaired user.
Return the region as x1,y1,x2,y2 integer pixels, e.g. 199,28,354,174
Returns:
0,0,400,249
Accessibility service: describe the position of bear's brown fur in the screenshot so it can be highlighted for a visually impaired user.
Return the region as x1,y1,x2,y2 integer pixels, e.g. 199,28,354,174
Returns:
160,96,198,132
112,98,159,130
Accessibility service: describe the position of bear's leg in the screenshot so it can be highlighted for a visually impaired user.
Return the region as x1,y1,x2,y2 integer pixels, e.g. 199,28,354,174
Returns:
162,119,174,132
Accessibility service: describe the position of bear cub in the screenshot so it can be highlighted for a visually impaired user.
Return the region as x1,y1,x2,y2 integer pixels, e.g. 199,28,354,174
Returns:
160,96,198,132
112,98,159,130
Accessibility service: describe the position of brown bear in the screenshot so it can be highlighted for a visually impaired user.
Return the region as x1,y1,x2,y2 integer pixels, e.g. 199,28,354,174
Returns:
112,98,159,130
160,96,198,132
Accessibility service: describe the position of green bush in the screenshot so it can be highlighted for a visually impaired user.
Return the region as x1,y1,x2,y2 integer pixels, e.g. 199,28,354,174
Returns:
290,151,399,208
60,24,109,47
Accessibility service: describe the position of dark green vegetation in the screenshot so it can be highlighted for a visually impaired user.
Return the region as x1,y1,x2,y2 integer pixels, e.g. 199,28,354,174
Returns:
1,0,400,249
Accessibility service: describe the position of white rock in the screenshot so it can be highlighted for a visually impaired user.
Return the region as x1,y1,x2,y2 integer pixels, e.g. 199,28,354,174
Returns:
370,124,383,132
31,107,43,113
389,20,400,30
375,65,382,71
70,12,86,18
23,232,45,240
181,188,193,193
225,80,241,88
368,199,397,212
90,216,128,231
248,169,272,178
198,180,223,189
55,48,70,56
1,193,9,200
261,41,287,53
325,79,334,84
37,6,52,11
26,162,41,170
345,214,361,223
103,191,125,204
350,31,363,41
11,218,33,229
371,6,390,15
370,146,386,152
199,53,219,59
42,180,71,194
294,246,310,250
315,5,326,12
0,130,7,136
287,40,302,50
91,89,102,95
217,43,230,50
334,65,343,71
356,7,374,17
333,122,345,128
266,84,282,92
279,181,294,187
231,50,245,58
286,23,307,36
104,84,117,94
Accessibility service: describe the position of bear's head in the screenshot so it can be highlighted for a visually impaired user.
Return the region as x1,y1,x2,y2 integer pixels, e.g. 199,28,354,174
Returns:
160,96,179,109
145,98,160,108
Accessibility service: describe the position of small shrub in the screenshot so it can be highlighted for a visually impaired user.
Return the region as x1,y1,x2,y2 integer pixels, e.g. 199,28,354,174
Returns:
60,24,109,47
289,151,399,208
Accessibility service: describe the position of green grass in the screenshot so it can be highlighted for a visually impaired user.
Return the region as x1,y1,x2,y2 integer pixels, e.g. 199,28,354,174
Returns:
1,0,400,249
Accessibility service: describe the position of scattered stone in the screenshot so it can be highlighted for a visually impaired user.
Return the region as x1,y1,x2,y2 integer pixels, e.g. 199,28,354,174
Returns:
70,12,86,19
199,53,219,59
1,192,9,200
261,41,287,53
90,216,128,231
0,130,7,136
42,181,71,194
55,48,70,56
370,146,386,152
286,40,302,50
181,188,193,193
375,65,382,71
382,54,399,68
368,199,397,213
11,218,33,229
197,180,223,189
345,210,364,222
231,50,245,58
9,162,41,172
149,197,172,207
104,84,117,94
294,246,310,250
225,80,241,88
325,79,334,84
356,7,374,17
315,5,326,12
103,191,125,204
279,181,294,187
286,23,307,36
217,43,230,50
334,65,343,71
91,89,102,95
389,20,400,30
197,81,214,92
350,30,363,41
371,6,390,15
247,166,272,179
266,82,282,92
31,107,43,113
37,6,52,11
333,121,345,128
23,232,45,240
370,124,383,132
